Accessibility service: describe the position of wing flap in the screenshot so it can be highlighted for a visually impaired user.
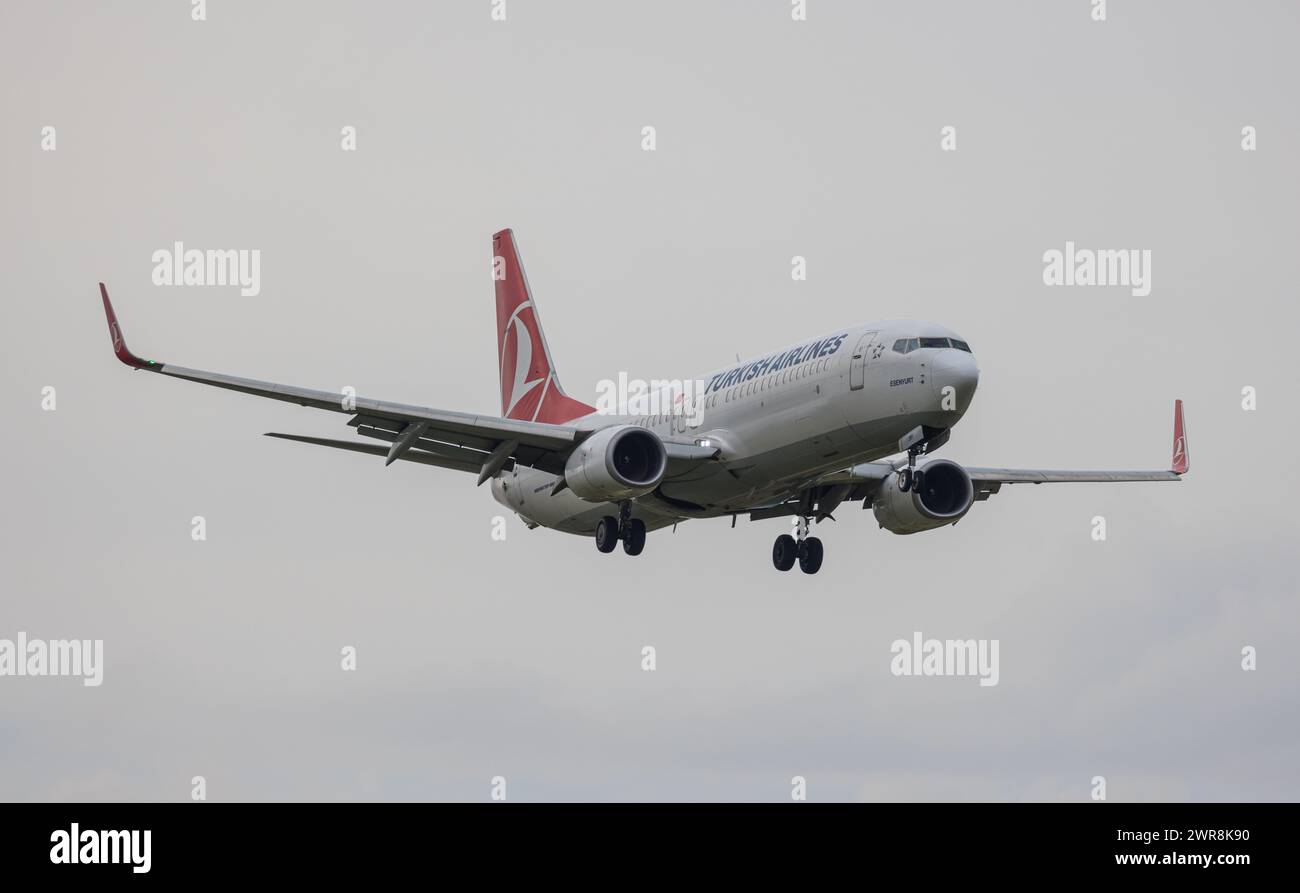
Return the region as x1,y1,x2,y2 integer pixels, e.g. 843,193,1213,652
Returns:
264,433,483,474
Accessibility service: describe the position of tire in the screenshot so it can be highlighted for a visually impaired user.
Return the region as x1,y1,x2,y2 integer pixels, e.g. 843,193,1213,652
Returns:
595,516,619,553
898,468,913,492
798,537,824,575
772,534,797,572
622,518,647,556
912,469,926,496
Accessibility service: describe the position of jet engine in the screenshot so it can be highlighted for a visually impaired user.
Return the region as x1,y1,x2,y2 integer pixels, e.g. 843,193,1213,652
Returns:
563,425,668,502
872,459,975,534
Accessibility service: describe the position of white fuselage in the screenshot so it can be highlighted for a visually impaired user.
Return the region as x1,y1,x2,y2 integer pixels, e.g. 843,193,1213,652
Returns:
491,320,980,534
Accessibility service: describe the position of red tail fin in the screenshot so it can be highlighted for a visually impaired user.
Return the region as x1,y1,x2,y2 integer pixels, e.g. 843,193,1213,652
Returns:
492,229,595,424
1171,399,1189,475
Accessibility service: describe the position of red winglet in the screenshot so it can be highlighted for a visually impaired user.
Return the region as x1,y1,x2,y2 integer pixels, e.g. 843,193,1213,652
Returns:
1171,398,1189,475
99,283,151,369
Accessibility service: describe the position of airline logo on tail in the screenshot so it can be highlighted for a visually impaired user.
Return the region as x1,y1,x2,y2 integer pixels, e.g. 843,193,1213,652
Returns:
493,229,595,424
500,303,546,417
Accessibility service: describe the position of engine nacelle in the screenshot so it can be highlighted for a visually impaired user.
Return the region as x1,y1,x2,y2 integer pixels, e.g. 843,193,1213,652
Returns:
564,425,668,502
872,459,975,535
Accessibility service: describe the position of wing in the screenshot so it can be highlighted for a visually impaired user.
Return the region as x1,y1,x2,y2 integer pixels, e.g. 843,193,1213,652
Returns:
962,399,1188,497
99,283,584,480
808,399,1188,504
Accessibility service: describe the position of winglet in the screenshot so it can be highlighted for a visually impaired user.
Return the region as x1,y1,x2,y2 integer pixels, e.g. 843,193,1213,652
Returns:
1171,399,1189,475
99,283,154,369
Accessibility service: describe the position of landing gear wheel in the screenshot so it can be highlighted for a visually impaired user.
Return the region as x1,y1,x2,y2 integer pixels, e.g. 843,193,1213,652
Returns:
595,516,619,553
798,537,824,574
622,518,647,556
912,469,926,496
897,468,913,492
772,534,797,571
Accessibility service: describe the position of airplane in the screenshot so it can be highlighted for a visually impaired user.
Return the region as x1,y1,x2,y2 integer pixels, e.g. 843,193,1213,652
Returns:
98,228,1189,575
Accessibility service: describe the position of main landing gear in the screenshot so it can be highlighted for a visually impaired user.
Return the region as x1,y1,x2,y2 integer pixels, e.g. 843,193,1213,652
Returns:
772,517,824,575
595,502,647,556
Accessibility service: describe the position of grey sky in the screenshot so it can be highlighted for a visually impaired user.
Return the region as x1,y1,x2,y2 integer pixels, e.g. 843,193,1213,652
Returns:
2,0,1297,801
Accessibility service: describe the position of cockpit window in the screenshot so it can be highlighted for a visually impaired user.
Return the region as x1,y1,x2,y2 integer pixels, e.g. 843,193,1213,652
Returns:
895,336,970,353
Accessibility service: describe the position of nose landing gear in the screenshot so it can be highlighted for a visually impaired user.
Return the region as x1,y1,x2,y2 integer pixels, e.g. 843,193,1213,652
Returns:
772,516,824,574
897,444,926,494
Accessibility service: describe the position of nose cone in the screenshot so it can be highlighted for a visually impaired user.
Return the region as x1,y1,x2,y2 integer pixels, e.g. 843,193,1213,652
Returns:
931,349,979,414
